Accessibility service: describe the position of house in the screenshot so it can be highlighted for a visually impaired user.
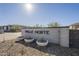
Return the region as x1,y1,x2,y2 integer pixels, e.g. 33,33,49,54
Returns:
70,23,79,30
1,25,27,32
3,25,11,32
0,26,4,33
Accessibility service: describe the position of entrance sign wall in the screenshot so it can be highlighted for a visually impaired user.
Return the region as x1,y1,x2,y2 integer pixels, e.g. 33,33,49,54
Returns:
21,27,69,47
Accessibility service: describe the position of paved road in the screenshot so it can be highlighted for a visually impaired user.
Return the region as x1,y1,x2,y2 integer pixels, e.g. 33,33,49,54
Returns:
0,32,21,41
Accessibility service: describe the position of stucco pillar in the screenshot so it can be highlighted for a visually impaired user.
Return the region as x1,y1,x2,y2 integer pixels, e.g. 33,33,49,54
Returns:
60,28,69,47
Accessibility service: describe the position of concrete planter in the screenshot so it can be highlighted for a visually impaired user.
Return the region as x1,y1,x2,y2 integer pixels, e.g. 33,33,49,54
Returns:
16,36,24,41
24,38,34,43
36,39,48,46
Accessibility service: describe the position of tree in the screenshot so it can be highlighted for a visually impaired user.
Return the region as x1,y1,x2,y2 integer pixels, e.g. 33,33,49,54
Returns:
9,24,27,32
33,24,44,27
48,22,60,27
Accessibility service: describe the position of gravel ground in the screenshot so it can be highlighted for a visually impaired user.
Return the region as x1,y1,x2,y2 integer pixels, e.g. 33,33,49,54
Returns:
0,40,49,56
0,40,79,56
0,32,79,56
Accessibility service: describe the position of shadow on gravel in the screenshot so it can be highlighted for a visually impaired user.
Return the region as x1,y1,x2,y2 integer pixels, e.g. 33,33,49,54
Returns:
16,40,79,56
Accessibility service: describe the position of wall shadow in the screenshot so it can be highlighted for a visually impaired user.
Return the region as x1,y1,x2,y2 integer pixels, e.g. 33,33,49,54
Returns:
15,40,79,56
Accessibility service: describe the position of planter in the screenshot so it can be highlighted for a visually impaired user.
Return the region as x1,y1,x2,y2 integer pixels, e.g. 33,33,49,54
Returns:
36,39,48,46
16,36,24,41
24,38,34,43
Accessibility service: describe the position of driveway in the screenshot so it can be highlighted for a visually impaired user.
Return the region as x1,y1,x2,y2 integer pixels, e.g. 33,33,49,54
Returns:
0,32,21,41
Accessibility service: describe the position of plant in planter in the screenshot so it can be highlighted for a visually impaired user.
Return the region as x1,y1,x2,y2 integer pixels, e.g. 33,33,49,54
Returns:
16,36,24,41
24,36,34,43
36,38,48,46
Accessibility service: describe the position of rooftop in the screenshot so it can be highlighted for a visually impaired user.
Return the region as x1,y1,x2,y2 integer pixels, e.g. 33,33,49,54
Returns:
70,22,79,26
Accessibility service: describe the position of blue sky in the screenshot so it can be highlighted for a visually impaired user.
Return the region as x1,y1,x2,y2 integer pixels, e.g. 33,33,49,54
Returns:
0,3,79,26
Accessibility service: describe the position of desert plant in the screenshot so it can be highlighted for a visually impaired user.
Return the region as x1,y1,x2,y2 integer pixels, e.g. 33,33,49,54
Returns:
37,38,47,43
48,22,60,27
